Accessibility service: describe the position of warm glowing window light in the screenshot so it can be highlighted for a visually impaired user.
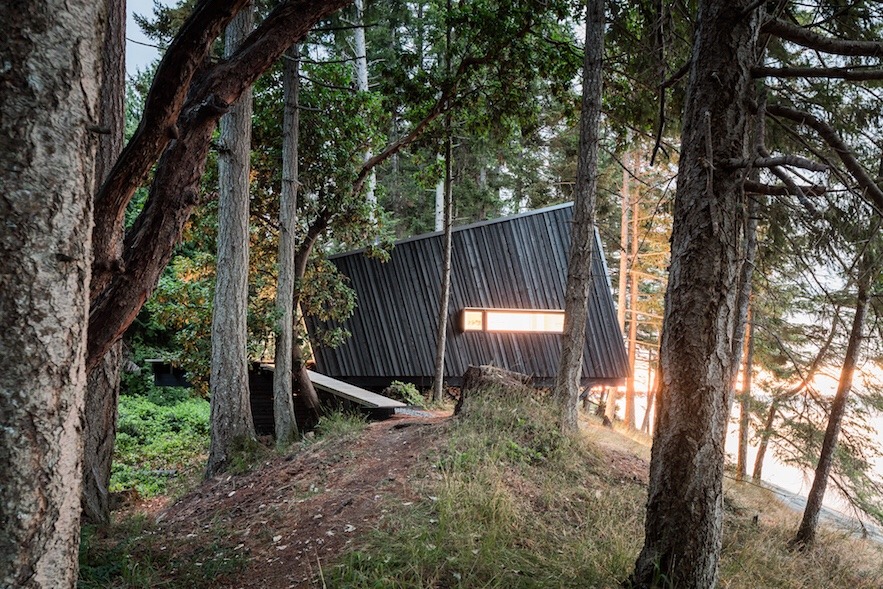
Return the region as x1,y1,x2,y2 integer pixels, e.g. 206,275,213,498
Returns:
460,308,565,333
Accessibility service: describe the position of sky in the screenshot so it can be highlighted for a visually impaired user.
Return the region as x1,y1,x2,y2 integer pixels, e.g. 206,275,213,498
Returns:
126,0,167,76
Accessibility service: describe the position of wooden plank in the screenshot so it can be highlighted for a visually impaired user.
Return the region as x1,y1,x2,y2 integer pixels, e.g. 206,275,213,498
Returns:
259,364,407,408
306,370,407,409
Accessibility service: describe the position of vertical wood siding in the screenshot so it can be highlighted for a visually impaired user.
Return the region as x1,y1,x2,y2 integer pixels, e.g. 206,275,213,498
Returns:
307,203,628,387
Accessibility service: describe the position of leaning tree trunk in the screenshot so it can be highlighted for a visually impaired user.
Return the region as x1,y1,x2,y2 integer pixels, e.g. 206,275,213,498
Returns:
272,43,301,447
82,0,126,526
792,262,873,548
207,3,257,478
554,0,604,433
630,1,761,587
0,1,104,586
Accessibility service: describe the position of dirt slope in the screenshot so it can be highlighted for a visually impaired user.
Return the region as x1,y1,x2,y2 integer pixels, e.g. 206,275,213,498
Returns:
152,412,450,588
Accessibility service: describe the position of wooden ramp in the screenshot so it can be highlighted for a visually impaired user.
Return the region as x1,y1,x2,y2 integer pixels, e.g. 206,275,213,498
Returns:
259,364,406,409
306,370,407,409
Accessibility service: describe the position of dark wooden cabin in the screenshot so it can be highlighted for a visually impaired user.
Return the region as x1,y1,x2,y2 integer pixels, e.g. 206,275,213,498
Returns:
305,203,629,389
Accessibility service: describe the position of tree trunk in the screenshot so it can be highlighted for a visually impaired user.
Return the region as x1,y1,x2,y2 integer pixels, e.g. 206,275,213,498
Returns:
272,43,301,448
727,185,760,417
736,308,754,481
82,0,126,526
432,115,454,403
630,1,761,586
752,399,777,482
792,262,873,548
624,184,639,429
640,348,656,434
82,343,122,524
608,151,630,423
553,0,604,433
207,4,257,478
353,0,376,210
0,1,103,585
292,321,321,421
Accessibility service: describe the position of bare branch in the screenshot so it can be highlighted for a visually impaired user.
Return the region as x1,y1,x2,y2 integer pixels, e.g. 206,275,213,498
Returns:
761,18,883,57
724,155,828,172
753,65,883,81
767,104,883,214
744,179,826,196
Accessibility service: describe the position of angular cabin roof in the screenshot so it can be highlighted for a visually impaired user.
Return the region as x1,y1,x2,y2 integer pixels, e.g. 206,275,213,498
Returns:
306,202,629,388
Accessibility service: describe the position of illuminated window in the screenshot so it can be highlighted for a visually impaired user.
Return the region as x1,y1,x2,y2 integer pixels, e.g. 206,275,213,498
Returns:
460,308,565,333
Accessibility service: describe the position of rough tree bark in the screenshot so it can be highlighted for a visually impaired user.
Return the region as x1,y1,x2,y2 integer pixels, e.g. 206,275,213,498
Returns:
792,260,873,548
82,0,126,527
0,1,104,585
272,43,301,447
630,0,761,586
207,3,257,478
554,0,604,433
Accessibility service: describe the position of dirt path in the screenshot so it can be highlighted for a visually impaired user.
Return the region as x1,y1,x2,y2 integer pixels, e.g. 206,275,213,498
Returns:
152,412,449,588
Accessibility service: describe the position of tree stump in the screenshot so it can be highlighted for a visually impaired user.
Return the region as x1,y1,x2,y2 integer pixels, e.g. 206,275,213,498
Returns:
455,365,534,415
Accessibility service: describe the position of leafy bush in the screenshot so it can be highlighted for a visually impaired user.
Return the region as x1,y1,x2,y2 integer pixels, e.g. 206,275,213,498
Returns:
384,380,425,406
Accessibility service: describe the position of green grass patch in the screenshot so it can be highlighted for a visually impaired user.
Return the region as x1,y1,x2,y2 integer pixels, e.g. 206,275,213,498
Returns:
326,386,646,588
312,409,369,442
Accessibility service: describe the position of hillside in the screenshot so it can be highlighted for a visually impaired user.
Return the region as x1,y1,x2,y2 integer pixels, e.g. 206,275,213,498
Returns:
80,389,883,588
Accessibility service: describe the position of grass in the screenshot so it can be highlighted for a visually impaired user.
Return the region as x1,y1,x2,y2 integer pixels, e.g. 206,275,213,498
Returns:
325,386,883,589
327,386,646,588
78,515,246,589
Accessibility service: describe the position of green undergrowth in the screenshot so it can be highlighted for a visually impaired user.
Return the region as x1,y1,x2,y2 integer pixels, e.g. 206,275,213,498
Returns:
112,393,210,498
327,386,646,588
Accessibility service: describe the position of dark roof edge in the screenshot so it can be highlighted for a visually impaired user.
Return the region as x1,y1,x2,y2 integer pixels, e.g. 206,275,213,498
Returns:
329,201,576,260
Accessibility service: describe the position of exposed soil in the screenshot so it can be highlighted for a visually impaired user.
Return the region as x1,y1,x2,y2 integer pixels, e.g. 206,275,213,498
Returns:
147,411,450,588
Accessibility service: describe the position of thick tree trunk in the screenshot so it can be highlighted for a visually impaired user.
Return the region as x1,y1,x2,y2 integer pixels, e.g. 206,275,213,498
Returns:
554,0,604,433
736,309,754,481
432,116,454,403
630,1,761,586
207,4,257,478
792,263,872,548
82,0,126,526
273,43,301,447
0,1,104,585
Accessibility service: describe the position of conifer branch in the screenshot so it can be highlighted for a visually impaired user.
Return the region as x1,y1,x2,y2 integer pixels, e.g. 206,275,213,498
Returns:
761,18,883,57
767,104,883,213
753,65,883,81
